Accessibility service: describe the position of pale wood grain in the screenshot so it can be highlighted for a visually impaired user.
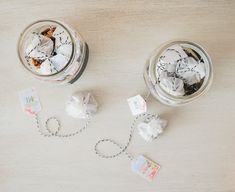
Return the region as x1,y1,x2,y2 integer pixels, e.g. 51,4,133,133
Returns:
0,0,235,191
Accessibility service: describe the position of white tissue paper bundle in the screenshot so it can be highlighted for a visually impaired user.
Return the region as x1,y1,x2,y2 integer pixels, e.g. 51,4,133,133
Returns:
38,59,57,75
57,44,72,59
39,54,68,75
24,25,73,75
160,76,185,96
176,57,206,85
53,26,72,59
65,91,98,119
137,116,167,142
25,34,54,60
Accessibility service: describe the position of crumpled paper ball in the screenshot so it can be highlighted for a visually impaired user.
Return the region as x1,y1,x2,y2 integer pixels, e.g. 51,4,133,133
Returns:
176,57,205,85
65,91,98,119
24,25,73,75
137,116,167,142
53,26,72,57
39,54,68,75
159,76,185,96
156,43,207,96
57,44,72,59
159,44,188,65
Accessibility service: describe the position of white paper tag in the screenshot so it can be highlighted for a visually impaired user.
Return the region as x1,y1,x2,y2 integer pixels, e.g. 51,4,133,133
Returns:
127,95,147,116
131,155,160,182
18,88,41,116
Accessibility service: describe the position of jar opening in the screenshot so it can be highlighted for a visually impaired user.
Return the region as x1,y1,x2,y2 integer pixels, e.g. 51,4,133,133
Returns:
18,20,75,77
145,41,213,106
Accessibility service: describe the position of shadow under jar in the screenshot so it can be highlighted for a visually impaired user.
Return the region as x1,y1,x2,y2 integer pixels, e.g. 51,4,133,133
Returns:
144,41,213,106
18,20,89,84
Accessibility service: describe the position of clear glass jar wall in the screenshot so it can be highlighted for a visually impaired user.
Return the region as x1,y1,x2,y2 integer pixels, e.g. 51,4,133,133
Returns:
18,20,89,84
144,41,213,106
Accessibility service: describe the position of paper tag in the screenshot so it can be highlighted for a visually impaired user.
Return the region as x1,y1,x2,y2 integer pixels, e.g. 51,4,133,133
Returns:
131,155,160,182
127,95,147,116
18,88,41,116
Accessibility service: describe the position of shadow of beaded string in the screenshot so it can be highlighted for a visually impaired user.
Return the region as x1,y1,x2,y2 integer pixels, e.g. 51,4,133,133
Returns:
35,114,91,138
94,113,157,161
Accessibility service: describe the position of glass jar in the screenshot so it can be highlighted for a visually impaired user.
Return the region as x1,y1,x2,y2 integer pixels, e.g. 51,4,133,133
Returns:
18,20,89,84
144,41,213,106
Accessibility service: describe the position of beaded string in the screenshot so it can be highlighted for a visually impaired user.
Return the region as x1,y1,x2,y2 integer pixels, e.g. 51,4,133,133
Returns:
35,114,91,138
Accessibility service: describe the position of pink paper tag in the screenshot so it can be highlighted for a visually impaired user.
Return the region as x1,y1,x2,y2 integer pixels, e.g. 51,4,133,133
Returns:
131,155,160,181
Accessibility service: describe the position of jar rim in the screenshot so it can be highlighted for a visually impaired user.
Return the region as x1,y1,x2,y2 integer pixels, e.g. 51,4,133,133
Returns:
17,19,76,78
145,40,213,106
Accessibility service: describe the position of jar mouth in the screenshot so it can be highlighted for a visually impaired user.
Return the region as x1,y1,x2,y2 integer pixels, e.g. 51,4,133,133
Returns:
145,40,213,106
17,19,75,77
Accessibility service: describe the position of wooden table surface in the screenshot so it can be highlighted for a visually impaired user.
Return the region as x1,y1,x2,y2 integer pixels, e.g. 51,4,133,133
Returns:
0,0,235,191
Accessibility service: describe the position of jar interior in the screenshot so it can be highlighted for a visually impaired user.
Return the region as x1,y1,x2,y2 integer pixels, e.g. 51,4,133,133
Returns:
146,41,212,105
18,20,74,77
